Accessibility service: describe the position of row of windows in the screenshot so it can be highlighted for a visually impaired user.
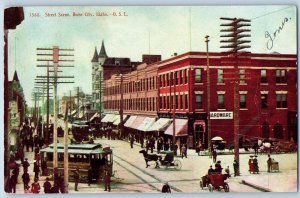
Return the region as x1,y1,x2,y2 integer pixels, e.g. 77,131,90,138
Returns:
194,93,287,110
104,97,157,111
104,77,157,96
159,69,189,87
159,94,189,110
194,68,287,84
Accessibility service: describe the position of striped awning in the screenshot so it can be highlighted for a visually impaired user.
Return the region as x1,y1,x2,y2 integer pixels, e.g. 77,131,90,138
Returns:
137,117,156,132
164,119,188,137
124,116,137,127
147,118,172,131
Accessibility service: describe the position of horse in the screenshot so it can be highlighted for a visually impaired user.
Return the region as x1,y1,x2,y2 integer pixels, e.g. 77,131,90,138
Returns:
139,150,161,168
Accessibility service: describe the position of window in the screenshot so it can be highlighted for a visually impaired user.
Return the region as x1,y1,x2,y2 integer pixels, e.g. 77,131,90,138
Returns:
185,69,188,84
166,73,169,86
183,70,186,84
175,71,178,85
261,70,267,83
195,68,202,83
218,94,225,109
185,94,188,109
179,70,183,84
175,95,179,109
195,94,203,109
218,69,224,83
261,94,268,109
240,94,246,108
180,94,183,109
276,69,287,83
240,69,246,84
276,94,287,108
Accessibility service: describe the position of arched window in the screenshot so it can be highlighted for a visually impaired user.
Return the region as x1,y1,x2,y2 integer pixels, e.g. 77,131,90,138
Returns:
262,122,270,138
274,122,283,139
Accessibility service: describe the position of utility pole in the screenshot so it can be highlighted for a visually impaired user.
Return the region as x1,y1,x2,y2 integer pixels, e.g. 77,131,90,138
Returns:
172,72,176,153
63,96,69,192
36,46,74,169
220,17,251,176
119,74,124,138
205,35,212,156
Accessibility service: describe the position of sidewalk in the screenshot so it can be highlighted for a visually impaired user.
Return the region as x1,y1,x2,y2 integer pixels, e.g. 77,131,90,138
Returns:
240,170,298,192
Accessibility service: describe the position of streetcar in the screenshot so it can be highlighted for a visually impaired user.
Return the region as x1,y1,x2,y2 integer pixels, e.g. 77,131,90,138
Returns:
40,143,113,182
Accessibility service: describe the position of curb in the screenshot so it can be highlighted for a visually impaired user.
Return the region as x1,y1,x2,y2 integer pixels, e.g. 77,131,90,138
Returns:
241,180,271,192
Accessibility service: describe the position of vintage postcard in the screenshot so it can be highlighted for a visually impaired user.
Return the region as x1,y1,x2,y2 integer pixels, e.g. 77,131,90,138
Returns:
3,6,297,194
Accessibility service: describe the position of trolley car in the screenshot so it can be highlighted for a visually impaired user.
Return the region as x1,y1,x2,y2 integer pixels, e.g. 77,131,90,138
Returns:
40,143,113,182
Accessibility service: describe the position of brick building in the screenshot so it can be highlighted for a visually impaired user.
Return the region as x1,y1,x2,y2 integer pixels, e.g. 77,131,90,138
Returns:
158,52,297,148
103,55,162,136
102,51,297,148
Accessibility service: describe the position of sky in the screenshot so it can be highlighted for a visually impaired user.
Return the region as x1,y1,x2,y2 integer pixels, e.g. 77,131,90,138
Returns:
7,6,297,107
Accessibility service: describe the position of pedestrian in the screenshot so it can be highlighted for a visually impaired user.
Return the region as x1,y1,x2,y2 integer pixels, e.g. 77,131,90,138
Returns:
104,170,111,192
208,165,214,175
253,142,259,155
73,167,80,191
181,144,187,158
253,156,259,173
130,135,134,149
161,182,171,193
22,158,30,173
215,160,222,173
267,154,272,173
31,178,41,194
173,144,178,156
212,149,217,163
33,161,40,180
22,172,30,190
140,136,144,148
41,159,48,176
10,173,18,193
43,177,52,193
233,159,239,177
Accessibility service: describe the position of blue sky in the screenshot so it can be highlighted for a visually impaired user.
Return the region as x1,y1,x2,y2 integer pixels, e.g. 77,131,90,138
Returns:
7,6,297,106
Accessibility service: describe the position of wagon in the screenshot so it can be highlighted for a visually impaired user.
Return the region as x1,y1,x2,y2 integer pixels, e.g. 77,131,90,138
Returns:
199,175,210,189
158,151,182,170
270,160,279,172
207,174,229,192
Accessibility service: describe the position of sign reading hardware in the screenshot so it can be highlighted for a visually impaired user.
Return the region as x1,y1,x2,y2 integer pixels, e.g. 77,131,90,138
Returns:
210,111,233,119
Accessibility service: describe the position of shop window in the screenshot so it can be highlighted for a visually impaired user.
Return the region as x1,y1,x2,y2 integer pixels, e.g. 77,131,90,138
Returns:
218,69,224,83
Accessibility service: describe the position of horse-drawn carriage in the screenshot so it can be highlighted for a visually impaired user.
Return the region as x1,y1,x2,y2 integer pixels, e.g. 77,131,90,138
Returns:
139,150,182,170
200,173,229,192
159,151,182,170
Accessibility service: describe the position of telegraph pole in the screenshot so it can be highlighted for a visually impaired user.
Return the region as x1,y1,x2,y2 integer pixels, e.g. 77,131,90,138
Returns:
119,74,124,138
220,17,251,175
205,35,212,156
63,97,69,192
36,46,74,169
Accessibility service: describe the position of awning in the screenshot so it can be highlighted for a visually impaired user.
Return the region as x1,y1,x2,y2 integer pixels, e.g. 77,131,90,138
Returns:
124,116,137,127
164,119,188,137
137,117,156,132
113,115,128,125
101,114,118,123
130,116,147,130
147,118,172,131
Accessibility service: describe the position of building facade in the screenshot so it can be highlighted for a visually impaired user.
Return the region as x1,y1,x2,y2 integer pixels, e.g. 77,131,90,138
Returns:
158,52,297,148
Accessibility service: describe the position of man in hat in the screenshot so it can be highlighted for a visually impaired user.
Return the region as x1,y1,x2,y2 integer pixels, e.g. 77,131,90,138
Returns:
233,159,239,176
208,165,214,175
73,167,80,191
104,170,111,192
253,156,259,173
215,161,222,174
162,182,171,193
33,161,40,180
22,158,30,173
22,171,30,191
212,149,217,163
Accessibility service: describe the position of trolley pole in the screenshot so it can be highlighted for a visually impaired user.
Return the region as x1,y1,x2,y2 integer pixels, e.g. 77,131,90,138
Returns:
205,35,212,157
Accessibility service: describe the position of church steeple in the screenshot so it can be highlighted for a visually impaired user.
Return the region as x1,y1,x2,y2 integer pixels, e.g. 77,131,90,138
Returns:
99,40,108,58
13,70,19,81
91,47,99,62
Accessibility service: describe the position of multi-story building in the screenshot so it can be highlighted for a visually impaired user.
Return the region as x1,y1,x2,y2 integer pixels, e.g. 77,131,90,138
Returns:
102,51,297,148
91,41,141,112
103,55,162,135
158,52,297,148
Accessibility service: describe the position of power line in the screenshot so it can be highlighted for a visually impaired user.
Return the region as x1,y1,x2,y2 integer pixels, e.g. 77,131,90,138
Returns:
251,6,294,20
